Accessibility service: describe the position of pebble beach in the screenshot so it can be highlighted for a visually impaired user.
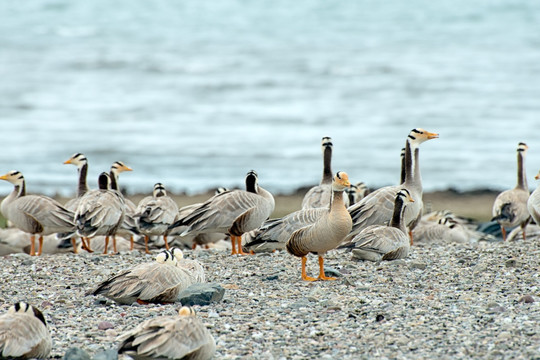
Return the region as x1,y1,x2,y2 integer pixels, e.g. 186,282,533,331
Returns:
1,233,538,359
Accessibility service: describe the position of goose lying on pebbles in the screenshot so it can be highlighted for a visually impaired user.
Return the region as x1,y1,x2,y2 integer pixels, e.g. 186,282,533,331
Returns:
87,248,200,304
0,302,52,359
117,306,215,360
286,171,352,281
0,170,75,256
491,142,530,241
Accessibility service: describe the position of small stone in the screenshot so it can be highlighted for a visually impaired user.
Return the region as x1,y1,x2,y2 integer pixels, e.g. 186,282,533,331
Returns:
264,275,279,281
177,282,225,306
97,321,114,330
409,262,427,270
323,266,342,278
375,314,385,322
505,258,520,268
92,349,118,360
518,295,535,303
63,347,91,360
105,329,117,337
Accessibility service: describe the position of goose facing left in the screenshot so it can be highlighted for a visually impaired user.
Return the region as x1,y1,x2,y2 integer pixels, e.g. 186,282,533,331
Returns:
0,302,52,359
0,170,75,256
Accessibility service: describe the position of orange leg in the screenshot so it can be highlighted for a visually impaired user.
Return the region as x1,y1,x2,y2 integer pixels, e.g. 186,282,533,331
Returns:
408,230,414,246
136,299,149,305
130,235,134,251
163,235,170,250
85,237,93,252
236,235,250,255
71,237,78,254
112,236,117,254
29,235,36,256
522,226,527,241
501,226,507,241
37,235,44,256
301,256,317,282
144,235,151,254
230,236,238,255
103,236,109,255
317,256,336,281
191,242,198,250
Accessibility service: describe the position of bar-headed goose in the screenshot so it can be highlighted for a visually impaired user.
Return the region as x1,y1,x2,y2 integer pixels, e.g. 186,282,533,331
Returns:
63,153,91,253
527,170,540,226
74,172,126,254
342,189,414,261
169,170,275,255
117,306,216,360
0,170,75,256
347,128,438,244
0,302,52,359
286,171,352,281
134,183,179,253
87,248,195,305
492,142,531,241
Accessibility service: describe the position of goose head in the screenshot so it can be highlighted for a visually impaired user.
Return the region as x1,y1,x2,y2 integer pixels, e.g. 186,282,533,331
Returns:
396,189,415,204
155,249,178,265
110,161,133,175
178,306,196,317
97,172,111,190
8,302,47,326
332,171,351,192
407,128,439,145
0,170,25,186
321,136,333,152
153,183,167,197
63,153,87,167
517,142,528,154
170,247,184,262
245,170,259,193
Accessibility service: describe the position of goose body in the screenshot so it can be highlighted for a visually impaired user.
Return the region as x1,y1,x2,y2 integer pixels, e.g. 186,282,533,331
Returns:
527,170,540,226
170,171,275,255
117,306,216,360
74,172,126,254
0,302,52,359
346,128,438,244
0,170,75,256
135,183,179,253
286,171,352,281
87,248,197,304
344,189,414,262
492,142,531,241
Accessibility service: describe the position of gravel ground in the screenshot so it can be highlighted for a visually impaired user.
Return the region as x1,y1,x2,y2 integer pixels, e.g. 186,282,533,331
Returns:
1,236,539,359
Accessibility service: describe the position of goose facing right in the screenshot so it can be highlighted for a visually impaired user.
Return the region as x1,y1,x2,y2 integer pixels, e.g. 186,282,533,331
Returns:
286,171,352,281
491,142,531,241
0,170,75,256
117,306,216,360
0,302,52,359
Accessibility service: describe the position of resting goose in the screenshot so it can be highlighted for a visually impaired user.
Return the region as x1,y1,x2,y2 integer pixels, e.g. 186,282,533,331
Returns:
347,182,369,206
342,189,414,261
0,170,75,256
527,170,540,226
0,302,52,359
134,183,179,253
302,137,339,209
87,248,194,305
117,306,216,360
74,172,126,254
346,128,438,244
286,171,352,281
171,247,206,283
169,170,275,255
491,142,531,241
63,152,92,253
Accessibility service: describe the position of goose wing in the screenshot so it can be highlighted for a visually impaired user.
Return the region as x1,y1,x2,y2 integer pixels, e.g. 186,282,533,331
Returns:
350,225,408,255
10,195,74,232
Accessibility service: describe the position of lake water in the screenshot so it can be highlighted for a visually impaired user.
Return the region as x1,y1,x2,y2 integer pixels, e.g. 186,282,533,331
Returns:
1,0,540,197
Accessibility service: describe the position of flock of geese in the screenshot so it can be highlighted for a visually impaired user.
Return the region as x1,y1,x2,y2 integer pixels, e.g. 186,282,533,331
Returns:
2,128,539,359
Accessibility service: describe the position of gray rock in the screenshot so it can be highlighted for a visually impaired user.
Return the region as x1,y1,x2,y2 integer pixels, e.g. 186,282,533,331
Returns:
64,347,91,360
505,258,520,268
518,295,535,303
323,266,343,278
176,282,225,306
409,262,427,270
92,349,118,360
98,321,114,330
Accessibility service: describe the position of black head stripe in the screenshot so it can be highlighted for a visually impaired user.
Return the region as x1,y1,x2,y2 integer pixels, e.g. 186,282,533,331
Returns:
411,129,422,134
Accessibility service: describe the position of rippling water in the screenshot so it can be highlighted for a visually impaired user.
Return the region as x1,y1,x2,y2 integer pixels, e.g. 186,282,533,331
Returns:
1,0,540,197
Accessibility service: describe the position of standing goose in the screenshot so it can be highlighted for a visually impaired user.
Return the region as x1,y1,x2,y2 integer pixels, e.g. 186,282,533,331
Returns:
302,137,338,209
117,306,216,360
0,170,75,256
527,170,540,226
346,128,438,244
491,142,531,241
169,170,275,255
87,248,195,305
0,302,52,359
109,161,140,249
134,183,179,253
63,152,91,253
74,172,126,254
341,189,414,261
286,171,352,281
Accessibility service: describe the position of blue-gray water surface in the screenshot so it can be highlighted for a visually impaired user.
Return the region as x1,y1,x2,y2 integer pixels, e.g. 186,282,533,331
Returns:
1,0,540,197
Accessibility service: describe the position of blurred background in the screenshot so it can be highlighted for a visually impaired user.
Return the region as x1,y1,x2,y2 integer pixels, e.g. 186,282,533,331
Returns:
1,0,540,197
